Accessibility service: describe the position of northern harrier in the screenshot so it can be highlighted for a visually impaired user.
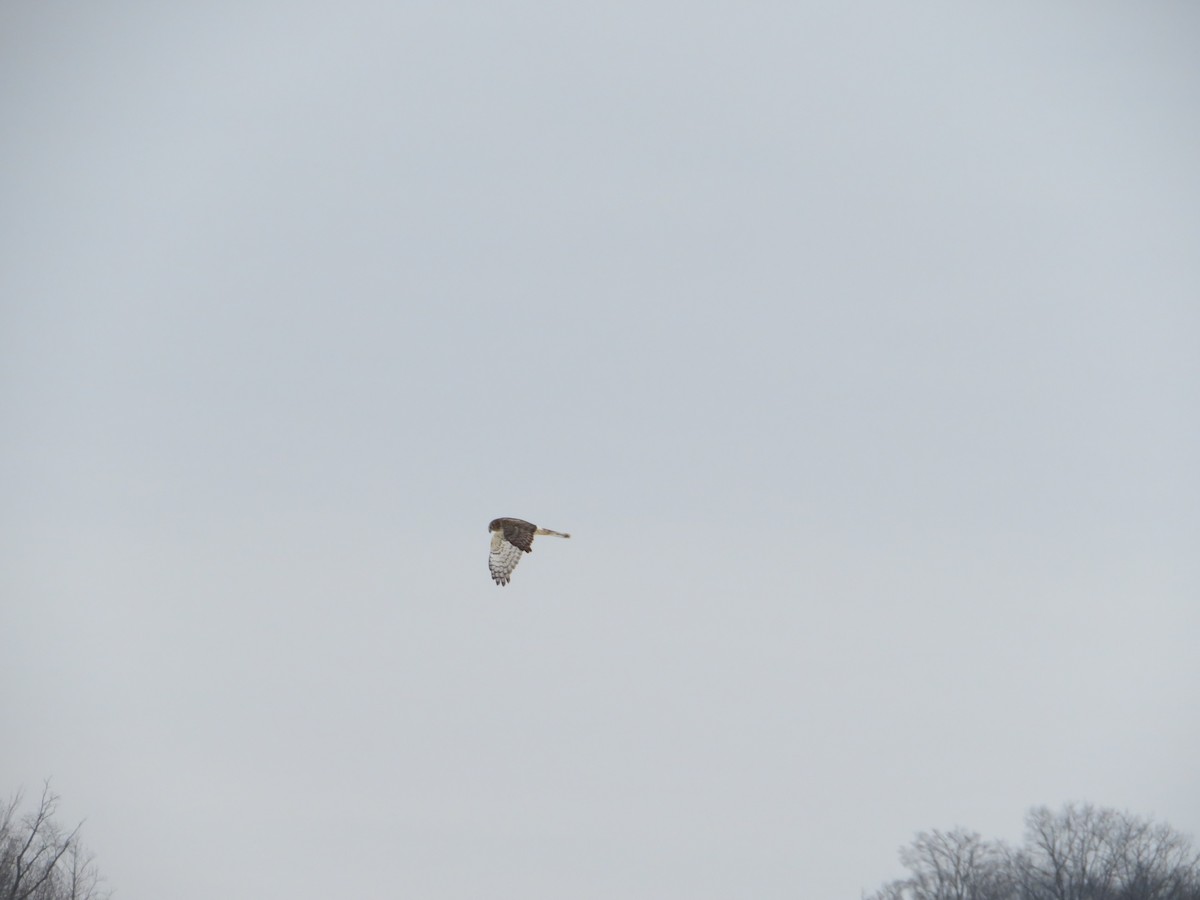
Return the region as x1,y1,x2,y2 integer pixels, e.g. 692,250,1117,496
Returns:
488,517,570,585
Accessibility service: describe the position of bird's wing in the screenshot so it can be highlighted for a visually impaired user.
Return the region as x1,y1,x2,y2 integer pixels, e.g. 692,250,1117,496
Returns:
500,519,537,553
489,530,525,585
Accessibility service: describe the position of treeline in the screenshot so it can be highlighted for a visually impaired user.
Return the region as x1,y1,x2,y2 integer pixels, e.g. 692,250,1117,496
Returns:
867,803,1200,900
0,783,108,900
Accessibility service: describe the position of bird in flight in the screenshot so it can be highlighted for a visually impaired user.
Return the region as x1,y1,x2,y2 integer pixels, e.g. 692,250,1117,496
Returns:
488,517,570,585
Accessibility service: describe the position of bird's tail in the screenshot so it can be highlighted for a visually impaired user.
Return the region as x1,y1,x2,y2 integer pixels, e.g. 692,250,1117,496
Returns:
536,528,571,539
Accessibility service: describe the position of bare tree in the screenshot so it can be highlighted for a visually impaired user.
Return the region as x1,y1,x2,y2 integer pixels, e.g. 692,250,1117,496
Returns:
1017,804,1200,900
868,805,1200,900
1109,815,1200,900
0,783,108,900
1019,804,1124,900
866,827,1015,900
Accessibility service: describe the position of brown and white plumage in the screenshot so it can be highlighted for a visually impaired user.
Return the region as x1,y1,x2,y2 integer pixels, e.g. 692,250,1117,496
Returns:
488,517,570,585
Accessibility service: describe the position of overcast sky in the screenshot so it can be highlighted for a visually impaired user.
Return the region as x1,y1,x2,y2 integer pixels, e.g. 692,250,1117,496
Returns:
2,3,1198,898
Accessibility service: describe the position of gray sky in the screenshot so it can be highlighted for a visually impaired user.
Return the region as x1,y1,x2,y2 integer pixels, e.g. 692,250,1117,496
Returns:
2,2,1198,897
